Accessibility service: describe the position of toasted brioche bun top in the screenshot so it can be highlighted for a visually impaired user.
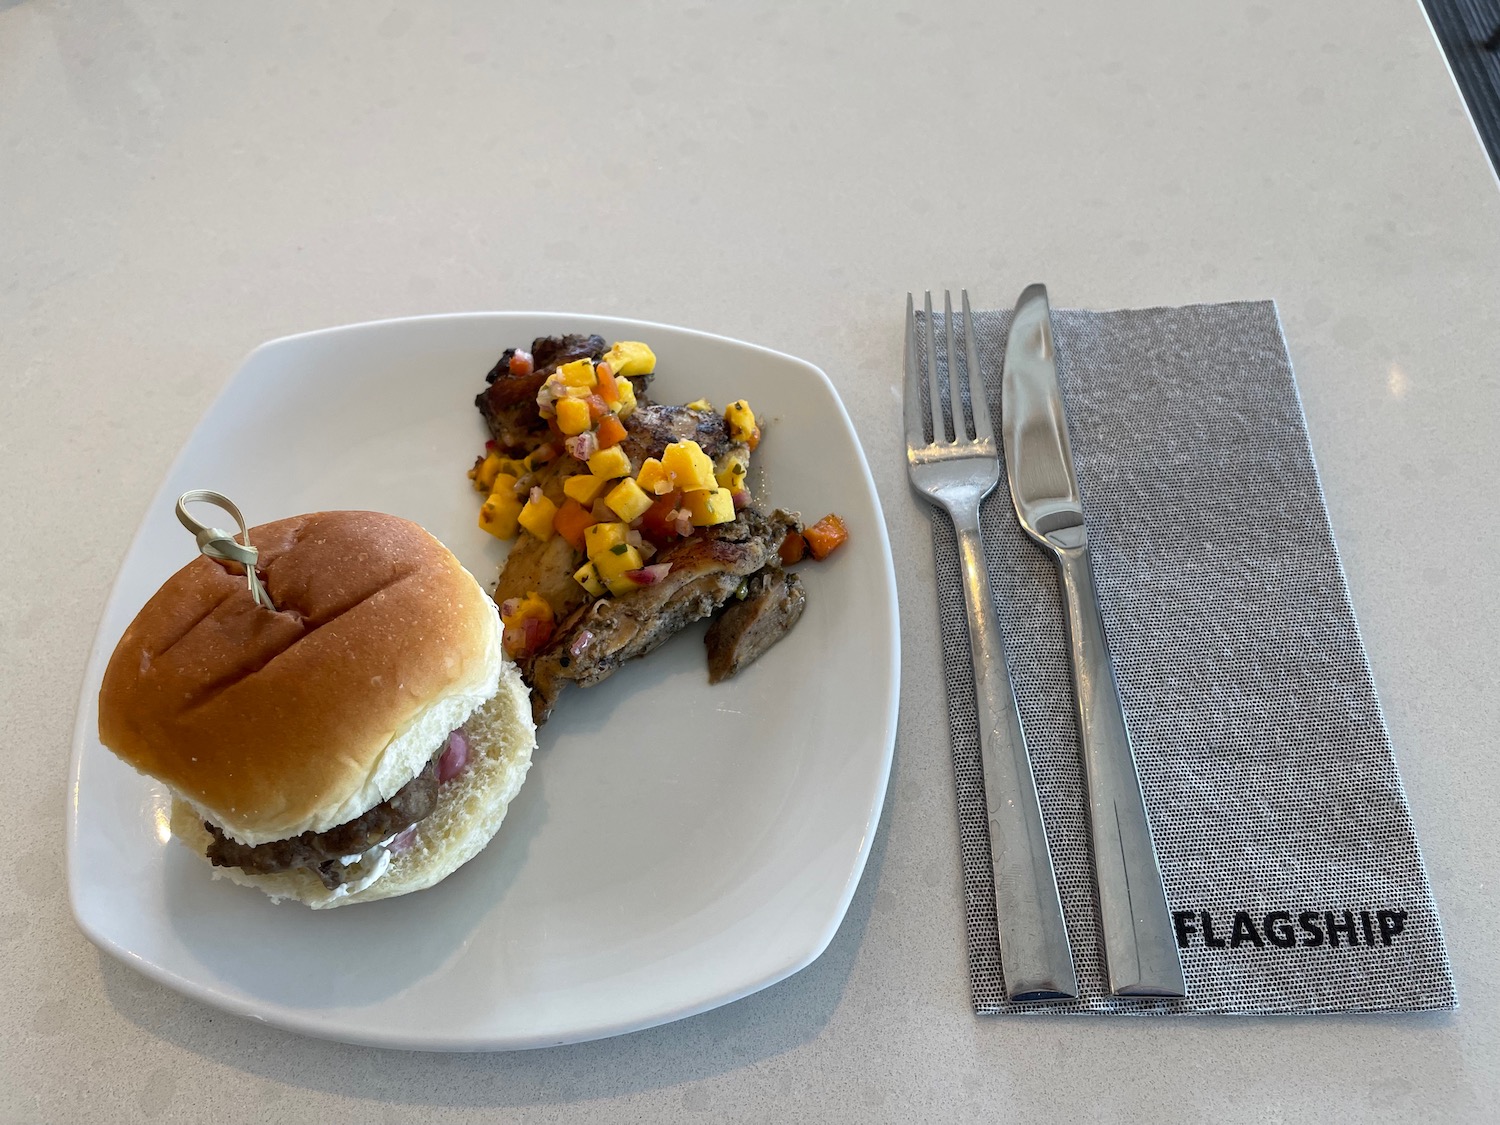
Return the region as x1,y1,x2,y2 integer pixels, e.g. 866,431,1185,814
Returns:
98,510,504,845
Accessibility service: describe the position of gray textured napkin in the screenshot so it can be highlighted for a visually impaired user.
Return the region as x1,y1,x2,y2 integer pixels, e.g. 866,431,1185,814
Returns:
921,300,1455,1014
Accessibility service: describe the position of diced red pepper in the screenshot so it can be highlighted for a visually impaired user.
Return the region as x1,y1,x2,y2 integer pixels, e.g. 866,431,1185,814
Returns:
803,514,848,560
639,489,684,545
596,365,620,405
596,414,627,449
779,530,806,565
552,498,596,554
585,394,608,422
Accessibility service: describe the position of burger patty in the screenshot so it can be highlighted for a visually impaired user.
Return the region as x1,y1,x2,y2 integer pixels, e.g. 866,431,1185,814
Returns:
203,760,440,888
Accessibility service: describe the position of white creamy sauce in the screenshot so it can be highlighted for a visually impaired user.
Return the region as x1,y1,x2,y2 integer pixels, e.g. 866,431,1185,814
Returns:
328,837,396,899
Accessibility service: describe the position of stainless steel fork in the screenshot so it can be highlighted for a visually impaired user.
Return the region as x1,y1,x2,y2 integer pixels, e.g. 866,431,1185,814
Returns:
905,290,1078,1002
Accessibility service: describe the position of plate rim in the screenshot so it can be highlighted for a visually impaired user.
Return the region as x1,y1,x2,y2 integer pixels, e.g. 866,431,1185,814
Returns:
66,310,901,1051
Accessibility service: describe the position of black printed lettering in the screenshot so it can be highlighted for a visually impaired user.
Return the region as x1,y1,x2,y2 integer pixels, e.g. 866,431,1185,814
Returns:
1325,910,1359,948
1229,912,1265,948
1173,911,1198,949
1360,911,1376,945
1201,910,1227,949
1298,911,1324,947
1263,912,1296,948
1377,909,1407,946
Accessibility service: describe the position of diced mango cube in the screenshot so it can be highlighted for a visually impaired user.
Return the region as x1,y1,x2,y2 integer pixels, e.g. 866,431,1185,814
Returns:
584,521,629,559
614,375,637,418
684,398,712,412
471,451,504,492
683,487,735,526
497,456,529,478
661,440,716,492
573,560,606,598
479,490,524,539
587,445,632,480
518,493,559,540
606,573,646,597
558,358,597,388
602,341,656,377
555,396,592,435
724,400,756,445
490,472,520,498
605,477,653,522
636,457,672,495
563,473,608,505
524,447,557,472
715,462,746,492
593,541,644,582
500,591,554,629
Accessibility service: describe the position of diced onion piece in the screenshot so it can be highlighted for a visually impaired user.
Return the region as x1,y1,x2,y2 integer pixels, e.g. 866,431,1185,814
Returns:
624,563,672,585
565,431,599,461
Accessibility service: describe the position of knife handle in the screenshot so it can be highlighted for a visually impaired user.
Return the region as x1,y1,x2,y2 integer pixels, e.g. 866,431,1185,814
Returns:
1050,536,1186,998
951,512,1078,1002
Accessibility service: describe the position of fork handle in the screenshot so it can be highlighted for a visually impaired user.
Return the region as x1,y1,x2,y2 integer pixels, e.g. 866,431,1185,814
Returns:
951,510,1078,1001
1050,537,1186,998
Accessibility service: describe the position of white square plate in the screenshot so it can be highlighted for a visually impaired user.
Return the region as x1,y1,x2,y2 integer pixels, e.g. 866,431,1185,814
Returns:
67,313,899,1050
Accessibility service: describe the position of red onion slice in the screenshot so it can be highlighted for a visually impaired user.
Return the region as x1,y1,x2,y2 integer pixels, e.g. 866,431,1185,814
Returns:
569,628,594,657
388,825,419,854
437,728,471,783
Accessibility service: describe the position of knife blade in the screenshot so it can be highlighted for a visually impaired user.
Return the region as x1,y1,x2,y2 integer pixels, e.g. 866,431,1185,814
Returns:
1001,283,1186,998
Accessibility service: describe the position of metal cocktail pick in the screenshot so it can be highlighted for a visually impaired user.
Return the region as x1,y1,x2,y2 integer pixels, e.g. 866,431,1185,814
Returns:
174,490,276,611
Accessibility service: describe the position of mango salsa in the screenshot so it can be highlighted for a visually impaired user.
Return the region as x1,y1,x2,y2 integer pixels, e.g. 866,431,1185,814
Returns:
518,493,559,541
683,487,735,526
661,440,716,492
470,450,505,492
636,457,671,495
558,358,597,388
593,541,644,582
563,473,608,505
555,396,592,435
605,477,653,522
584,521,629,558
573,560,606,597
724,400,756,445
615,374,638,419
587,445,632,480
479,489,524,539
601,341,656,377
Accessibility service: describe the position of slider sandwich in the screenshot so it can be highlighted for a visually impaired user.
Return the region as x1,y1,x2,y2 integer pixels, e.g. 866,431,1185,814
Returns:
98,509,535,908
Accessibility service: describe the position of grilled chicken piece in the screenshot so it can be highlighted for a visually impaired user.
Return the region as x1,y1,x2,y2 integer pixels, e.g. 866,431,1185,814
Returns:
476,334,607,453
524,508,799,724
494,531,590,623
620,403,744,468
703,568,806,684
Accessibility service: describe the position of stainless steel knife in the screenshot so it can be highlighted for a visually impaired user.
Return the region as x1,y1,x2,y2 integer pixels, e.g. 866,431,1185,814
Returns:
1001,283,1186,998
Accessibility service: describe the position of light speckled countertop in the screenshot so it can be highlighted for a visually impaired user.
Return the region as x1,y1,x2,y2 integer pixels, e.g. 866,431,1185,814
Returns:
4,1,1498,1121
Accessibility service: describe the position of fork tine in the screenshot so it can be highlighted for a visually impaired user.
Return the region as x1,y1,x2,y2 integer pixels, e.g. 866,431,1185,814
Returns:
962,290,993,440
944,291,969,440
904,293,927,445
923,291,948,443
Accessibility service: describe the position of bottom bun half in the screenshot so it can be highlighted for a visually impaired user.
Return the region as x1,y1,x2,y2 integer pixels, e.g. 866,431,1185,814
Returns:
170,661,535,909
